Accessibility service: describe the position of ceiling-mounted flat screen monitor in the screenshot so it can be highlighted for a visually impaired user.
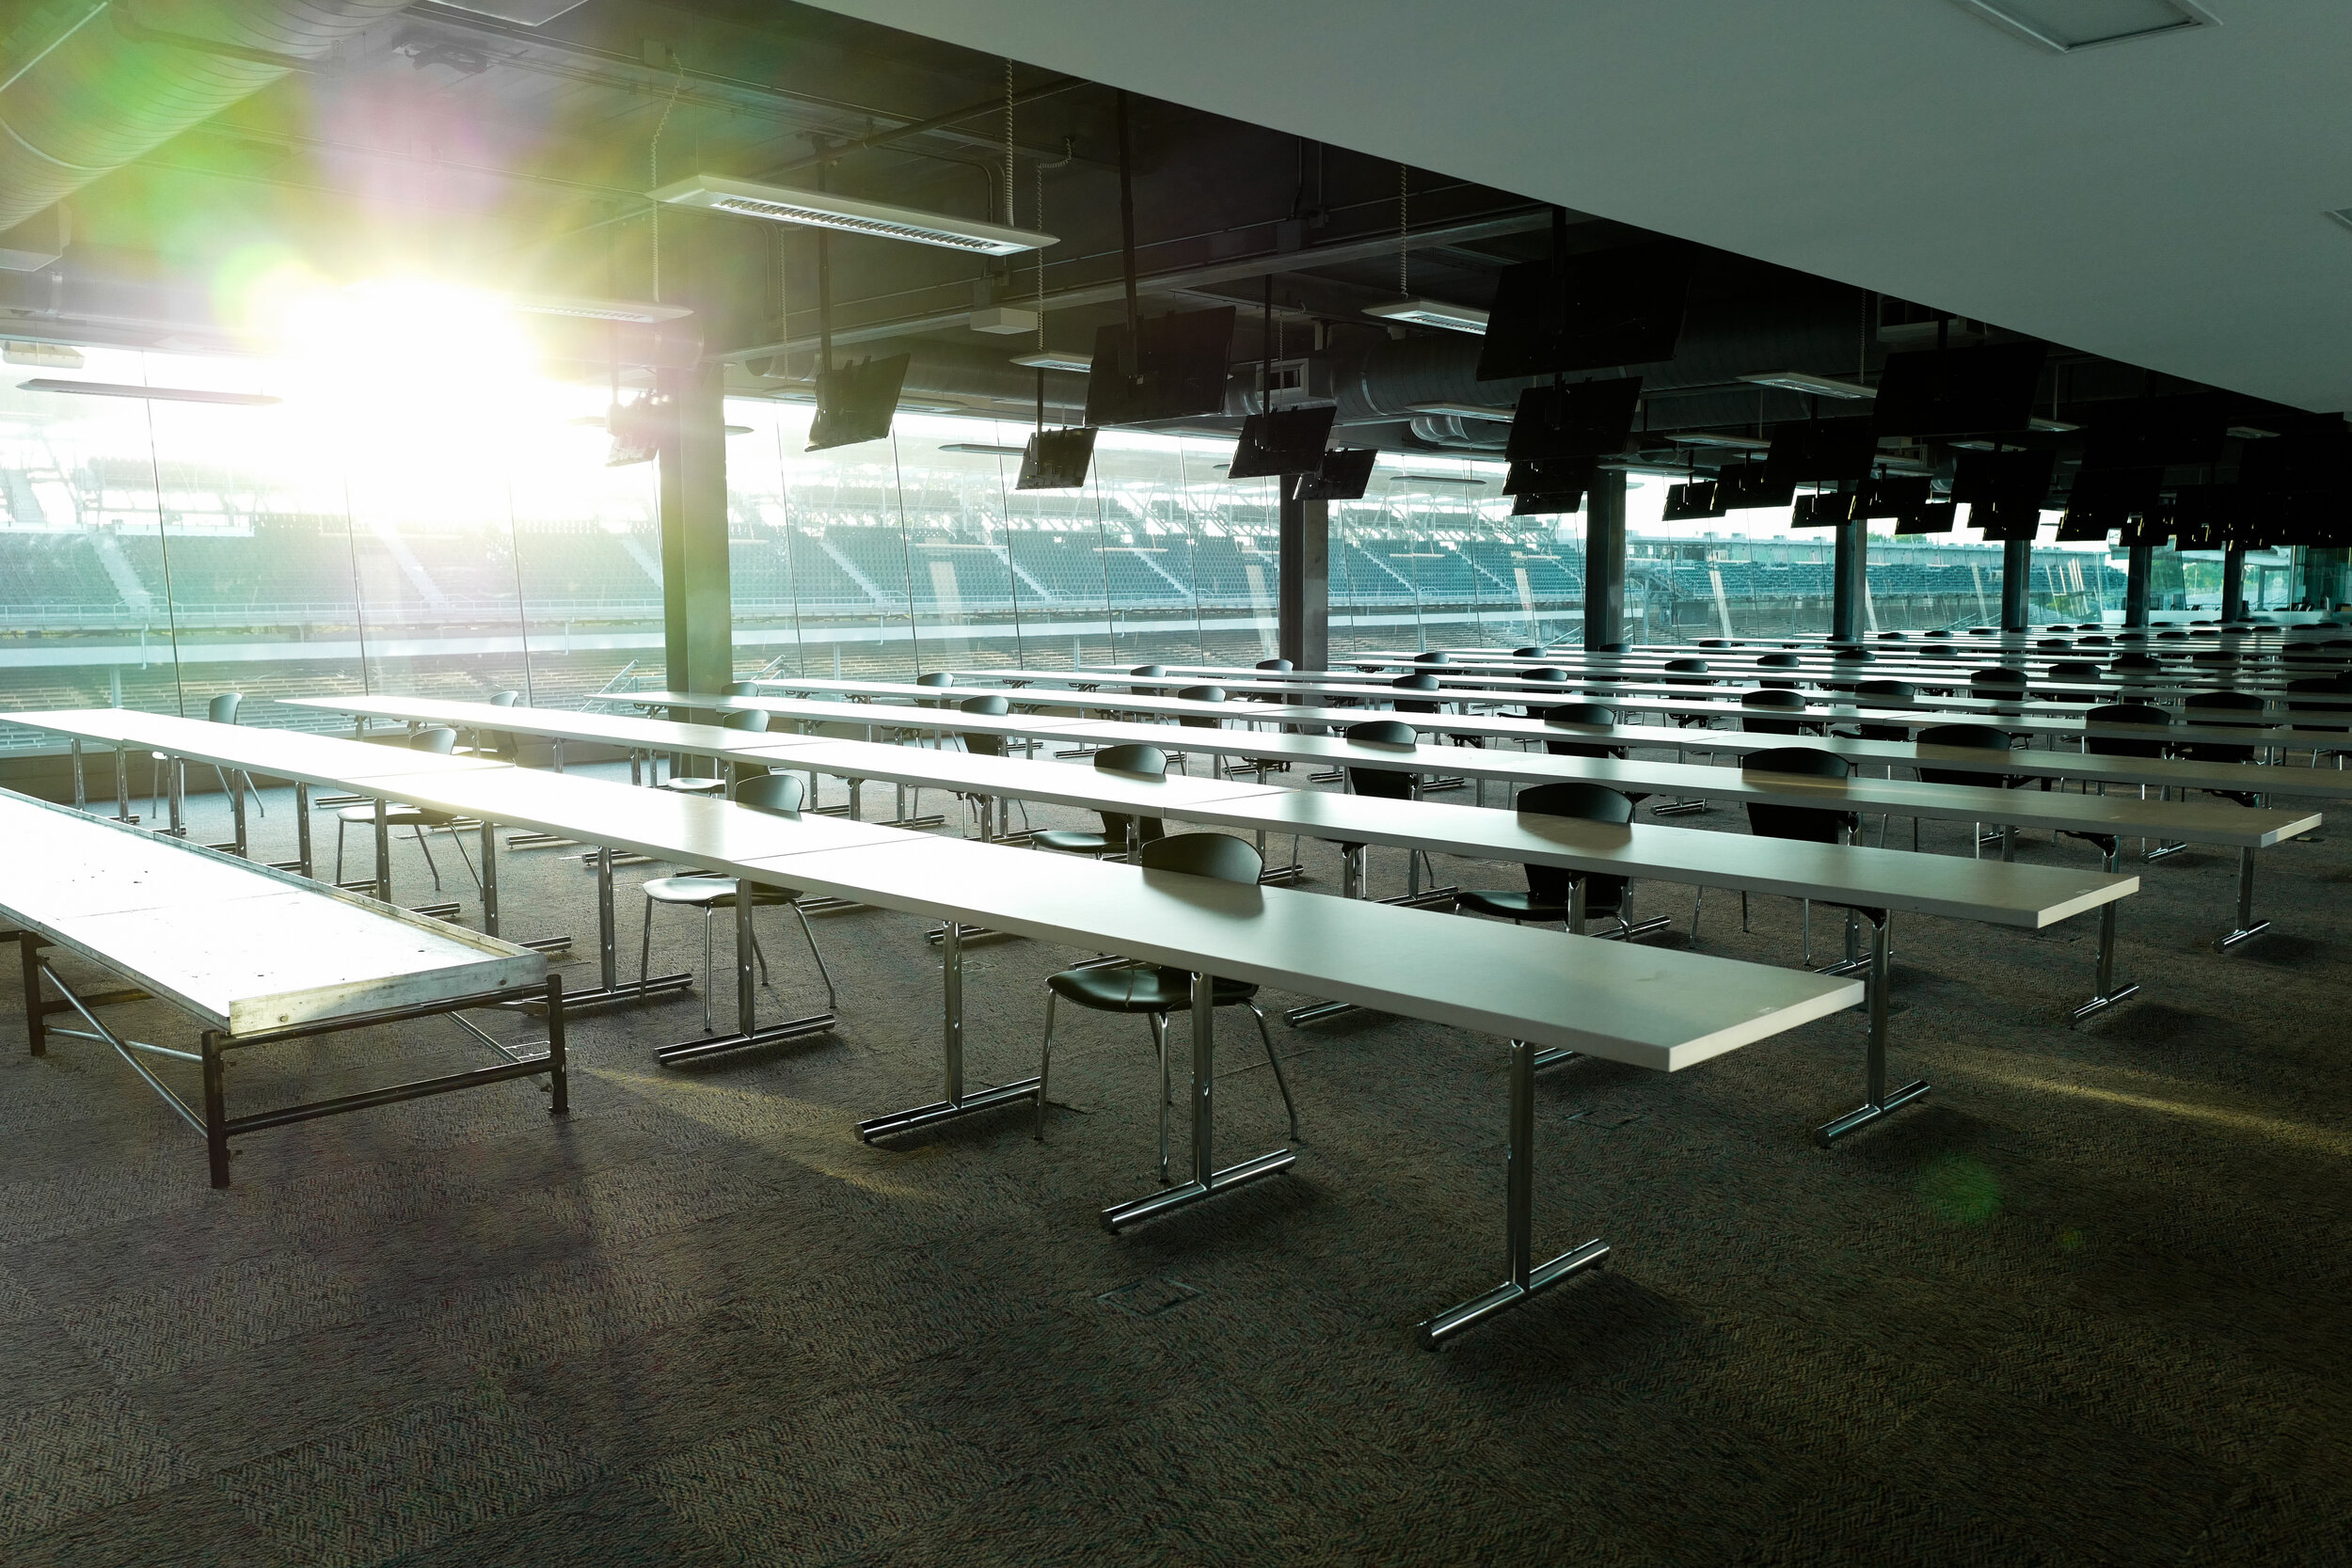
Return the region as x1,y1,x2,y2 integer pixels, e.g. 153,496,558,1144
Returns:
1950,447,2057,509
1503,456,1595,497
1477,241,1693,381
1511,488,1583,516
1790,490,1860,527
1082,305,1237,427
2117,517,2172,547
1227,404,1337,479
2055,509,2115,543
1870,341,2046,438
2239,415,2351,494
1715,461,1795,511
2079,392,2229,470
1893,501,1958,534
1860,474,1931,517
1971,499,2043,540
1502,376,1642,463
1661,480,1724,521
807,354,910,451
1289,447,1377,501
2066,465,2162,517
1015,426,1098,490
1763,418,1879,485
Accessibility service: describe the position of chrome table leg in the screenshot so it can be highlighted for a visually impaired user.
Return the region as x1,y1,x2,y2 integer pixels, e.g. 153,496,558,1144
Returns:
1815,911,1929,1146
1103,969,1294,1232
858,918,1037,1139
2213,847,2272,952
2070,846,2139,1023
1420,1038,1608,1347
561,845,691,1011
657,879,837,1065
70,739,84,811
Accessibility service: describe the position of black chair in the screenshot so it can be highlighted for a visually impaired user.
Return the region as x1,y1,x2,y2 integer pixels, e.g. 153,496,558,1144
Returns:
2177,689,2269,802
1740,689,1816,736
1915,722,2032,856
2076,635,2111,647
2284,677,2352,761
2037,660,2106,700
1413,650,1451,665
1833,680,1917,742
914,671,956,708
1516,667,1569,718
638,772,836,1035
1457,783,1638,936
1876,631,1909,641
1254,657,1293,673
1539,703,1626,760
453,689,521,762
1511,646,1545,657
2112,652,2163,673
332,728,478,892
1390,673,1443,714
1033,833,1296,1170
1340,720,1431,894
154,691,264,824
1756,652,1803,671
1708,748,1874,962
1030,743,1168,860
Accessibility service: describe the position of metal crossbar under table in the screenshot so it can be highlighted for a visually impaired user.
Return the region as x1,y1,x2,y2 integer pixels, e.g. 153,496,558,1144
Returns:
856,921,1041,1140
653,876,839,1065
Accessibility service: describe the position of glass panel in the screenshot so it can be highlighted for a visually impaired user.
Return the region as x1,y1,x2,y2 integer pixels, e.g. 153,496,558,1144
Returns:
892,415,1025,677
509,389,662,705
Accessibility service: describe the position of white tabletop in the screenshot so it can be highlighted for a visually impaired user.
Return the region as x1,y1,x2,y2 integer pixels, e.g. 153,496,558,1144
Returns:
4,709,514,788
0,790,540,1034
282,695,826,758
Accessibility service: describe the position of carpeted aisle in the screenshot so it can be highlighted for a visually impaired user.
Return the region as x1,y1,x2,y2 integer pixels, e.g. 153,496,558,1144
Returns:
1,759,2347,1565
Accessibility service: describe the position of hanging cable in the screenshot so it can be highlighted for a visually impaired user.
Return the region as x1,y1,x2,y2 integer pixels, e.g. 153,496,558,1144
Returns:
1004,58,1016,229
647,55,689,301
1397,162,1409,297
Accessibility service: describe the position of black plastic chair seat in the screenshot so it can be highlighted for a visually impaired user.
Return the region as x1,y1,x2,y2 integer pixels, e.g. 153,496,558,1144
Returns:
1029,829,1115,854
1047,965,1257,1013
1454,889,1568,923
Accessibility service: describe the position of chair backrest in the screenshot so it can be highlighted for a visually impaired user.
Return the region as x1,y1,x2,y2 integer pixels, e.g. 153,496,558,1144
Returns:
1917,722,2010,752
1855,679,1916,703
410,726,458,754
489,689,521,707
2156,629,2188,640
735,772,805,816
1141,832,1263,884
1130,664,1167,678
1741,689,1808,711
1511,646,1544,657
1520,667,1568,684
961,732,1007,758
1254,657,1293,672
1590,641,1629,653
1740,747,1850,780
1413,650,1450,665
959,693,1010,716
1925,629,1954,638
724,708,771,733
1347,719,1418,747
2084,702,2171,759
1831,646,1874,663
2036,638,2070,651
1876,631,1909,641
1756,652,1802,669
2047,661,2103,681
1515,781,1634,826
723,681,758,696
1968,667,2026,687
2186,689,2264,717
1094,743,1167,777
2113,653,2162,671
1391,673,1440,691
1542,702,1617,727
207,692,242,724
1176,685,1226,703
2076,635,2110,647
915,672,956,689
1662,657,1710,674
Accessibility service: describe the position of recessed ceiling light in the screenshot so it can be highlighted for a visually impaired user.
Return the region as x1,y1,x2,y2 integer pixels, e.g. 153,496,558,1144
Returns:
650,174,1057,256
1406,401,1513,421
1010,349,1091,372
1364,299,1489,335
1945,0,2217,54
1738,372,1876,399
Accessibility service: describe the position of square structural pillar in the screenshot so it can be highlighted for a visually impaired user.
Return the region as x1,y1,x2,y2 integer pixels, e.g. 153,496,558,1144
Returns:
1279,490,1327,671
2001,536,2032,633
658,357,735,702
1583,470,1627,649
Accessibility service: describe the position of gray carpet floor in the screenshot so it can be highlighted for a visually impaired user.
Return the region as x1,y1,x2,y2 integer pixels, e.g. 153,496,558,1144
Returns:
2,750,2348,1566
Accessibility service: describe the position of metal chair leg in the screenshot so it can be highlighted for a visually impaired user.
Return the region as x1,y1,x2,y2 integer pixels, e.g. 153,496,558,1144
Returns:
1150,1010,1170,1184
793,903,837,1009
410,825,443,892
1690,885,1704,944
1035,990,1058,1140
639,891,654,990
1245,1002,1297,1139
699,907,715,1033
444,823,480,889
746,912,771,985
334,818,346,884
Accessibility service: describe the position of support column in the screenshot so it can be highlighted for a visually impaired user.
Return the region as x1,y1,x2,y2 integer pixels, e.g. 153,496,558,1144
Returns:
1582,470,1626,649
2221,543,2248,621
1278,490,1328,670
1831,517,1867,643
2124,544,2153,628
2001,536,2032,633
658,357,734,701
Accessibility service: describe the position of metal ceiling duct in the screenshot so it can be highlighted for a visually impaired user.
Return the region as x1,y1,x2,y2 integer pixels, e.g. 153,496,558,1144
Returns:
0,0,413,235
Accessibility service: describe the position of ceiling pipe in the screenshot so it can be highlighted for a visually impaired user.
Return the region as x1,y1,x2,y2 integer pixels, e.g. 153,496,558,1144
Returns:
0,0,413,235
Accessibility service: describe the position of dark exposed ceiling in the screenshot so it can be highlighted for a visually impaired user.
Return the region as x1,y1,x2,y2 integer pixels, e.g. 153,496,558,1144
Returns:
0,0,2317,493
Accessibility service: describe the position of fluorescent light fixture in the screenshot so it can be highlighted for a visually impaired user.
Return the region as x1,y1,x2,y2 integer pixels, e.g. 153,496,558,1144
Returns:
1391,473,1486,488
938,442,1027,456
1010,349,1091,372
3,342,82,369
507,292,691,325
1364,298,1489,335
18,378,278,406
2027,417,2078,432
650,174,1057,256
2227,425,2279,439
1739,372,1875,399
1405,401,1513,421
1667,432,1771,450
1945,0,2217,54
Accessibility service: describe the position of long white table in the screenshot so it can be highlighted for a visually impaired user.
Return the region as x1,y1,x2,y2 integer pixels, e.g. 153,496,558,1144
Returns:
8,707,1864,1342
0,787,560,1187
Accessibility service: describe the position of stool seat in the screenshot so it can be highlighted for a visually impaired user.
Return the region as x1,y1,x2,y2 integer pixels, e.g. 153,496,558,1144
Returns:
642,874,795,909
659,777,728,796
1045,964,1257,1013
